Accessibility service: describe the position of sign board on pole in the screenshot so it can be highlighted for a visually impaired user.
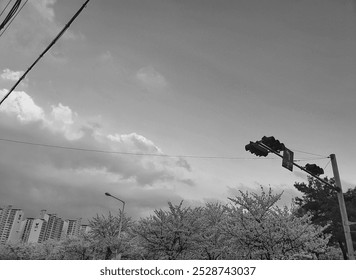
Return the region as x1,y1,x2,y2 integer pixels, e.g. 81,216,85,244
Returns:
282,148,294,171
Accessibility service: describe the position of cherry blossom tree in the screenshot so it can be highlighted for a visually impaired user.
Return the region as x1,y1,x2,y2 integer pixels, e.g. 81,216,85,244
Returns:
224,187,331,259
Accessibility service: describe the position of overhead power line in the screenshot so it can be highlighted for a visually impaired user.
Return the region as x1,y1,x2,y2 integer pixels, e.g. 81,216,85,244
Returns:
0,0,14,18
323,159,332,171
0,0,21,32
0,0,29,39
0,137,328,161
289,148,327,158
294,157,329,162
0,0,91,106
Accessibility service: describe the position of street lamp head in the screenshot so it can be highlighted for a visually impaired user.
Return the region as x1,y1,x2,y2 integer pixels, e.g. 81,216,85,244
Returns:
105,192,125,206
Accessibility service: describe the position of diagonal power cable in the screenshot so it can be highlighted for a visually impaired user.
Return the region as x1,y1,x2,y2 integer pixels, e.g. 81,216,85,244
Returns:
0,0,91,106
0,0,14,18
0,0,29,39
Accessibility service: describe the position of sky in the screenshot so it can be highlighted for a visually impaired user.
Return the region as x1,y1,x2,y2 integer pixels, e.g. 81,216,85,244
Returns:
0,0,355,221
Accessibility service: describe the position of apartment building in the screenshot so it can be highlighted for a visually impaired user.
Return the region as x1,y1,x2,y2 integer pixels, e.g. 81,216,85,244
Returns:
61,218,82,238
0,205,24,244
1,206,87,244
79,224,91,234
42,213,64,242
20,218,34,243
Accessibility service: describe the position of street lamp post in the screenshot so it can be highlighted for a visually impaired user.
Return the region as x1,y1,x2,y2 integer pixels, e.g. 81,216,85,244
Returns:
105,192,126,259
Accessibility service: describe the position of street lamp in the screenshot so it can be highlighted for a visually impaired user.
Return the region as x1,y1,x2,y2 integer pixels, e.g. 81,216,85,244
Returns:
105,192,126,259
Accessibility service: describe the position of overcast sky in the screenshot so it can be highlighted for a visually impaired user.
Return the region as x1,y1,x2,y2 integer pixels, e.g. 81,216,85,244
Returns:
0,0,355,221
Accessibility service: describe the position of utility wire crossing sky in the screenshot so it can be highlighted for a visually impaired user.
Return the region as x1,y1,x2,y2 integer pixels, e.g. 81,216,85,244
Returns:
0,137,328,161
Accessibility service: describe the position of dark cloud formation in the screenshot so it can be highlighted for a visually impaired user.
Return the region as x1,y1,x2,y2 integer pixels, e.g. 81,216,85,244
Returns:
0,86,194,221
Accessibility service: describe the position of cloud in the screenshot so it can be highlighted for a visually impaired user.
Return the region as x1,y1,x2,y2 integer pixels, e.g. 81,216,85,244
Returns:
0,86,194,220
0,90,82,140
50,103,75,125
136,66,168,91
1,69,24,81
0,89,191,182
98,51,114,63
30,0,56,22
176,157,192,172
0,90,45,123
2,0,76,59
46,103,84,140
2,86,295,221
108,133,162,154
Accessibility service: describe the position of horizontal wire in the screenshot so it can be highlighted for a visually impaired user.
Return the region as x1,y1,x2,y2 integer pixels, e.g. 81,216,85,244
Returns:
0,137,326,161
0,137,265,159
294,157,329,162
289,147,328,158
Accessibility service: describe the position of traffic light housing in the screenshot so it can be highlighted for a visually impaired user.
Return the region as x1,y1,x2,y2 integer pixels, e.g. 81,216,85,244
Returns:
261,136,285,153
305,163,324,176
245,141,269,157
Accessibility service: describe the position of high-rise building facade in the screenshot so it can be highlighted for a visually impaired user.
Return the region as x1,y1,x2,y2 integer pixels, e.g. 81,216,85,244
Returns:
79,224,91,234
20,218,34,243
1,206,86,244
27,218,47,243
0,205,24,244
61,218,82,239
43,213,64,242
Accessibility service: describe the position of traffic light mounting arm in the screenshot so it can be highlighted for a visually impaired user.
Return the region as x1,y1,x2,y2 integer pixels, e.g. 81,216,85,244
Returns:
255,141,340,192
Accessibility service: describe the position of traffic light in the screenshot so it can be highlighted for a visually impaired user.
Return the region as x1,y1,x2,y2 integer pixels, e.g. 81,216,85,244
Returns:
305,164,324,176
245,141,269,157
261,136,285,153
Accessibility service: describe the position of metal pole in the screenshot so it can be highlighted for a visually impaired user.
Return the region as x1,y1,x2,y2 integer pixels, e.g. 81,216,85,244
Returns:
118,201,125,240
253,141,354,259
330,154,355,260
105,192,125,260
257,141,339,191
